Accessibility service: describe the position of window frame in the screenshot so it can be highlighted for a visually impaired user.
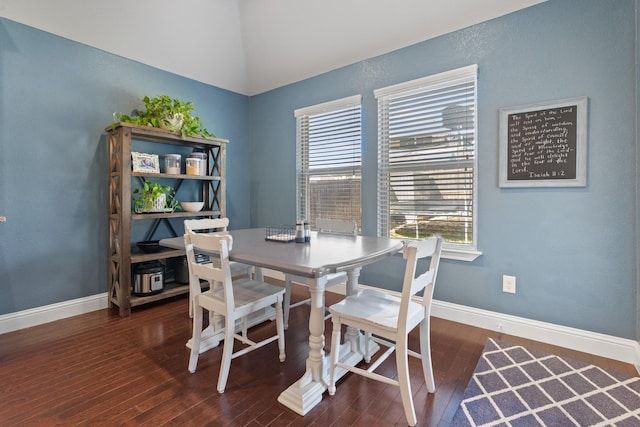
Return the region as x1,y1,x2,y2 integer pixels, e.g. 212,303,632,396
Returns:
374,65,481,261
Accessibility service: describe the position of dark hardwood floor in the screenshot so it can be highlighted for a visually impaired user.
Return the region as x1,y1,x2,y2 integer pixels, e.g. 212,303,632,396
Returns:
1,282,636,426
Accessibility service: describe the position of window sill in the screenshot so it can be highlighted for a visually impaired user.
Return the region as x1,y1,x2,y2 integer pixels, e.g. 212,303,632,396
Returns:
442,245,482,262
390,237,482,262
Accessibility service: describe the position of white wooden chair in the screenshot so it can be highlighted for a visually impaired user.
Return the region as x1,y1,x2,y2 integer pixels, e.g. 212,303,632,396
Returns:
184,231,286,393
184,218,255,317
282,219,357,329
327,236,443,426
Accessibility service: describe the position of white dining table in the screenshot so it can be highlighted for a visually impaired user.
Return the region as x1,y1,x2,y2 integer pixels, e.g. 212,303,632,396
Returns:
160,227,404,416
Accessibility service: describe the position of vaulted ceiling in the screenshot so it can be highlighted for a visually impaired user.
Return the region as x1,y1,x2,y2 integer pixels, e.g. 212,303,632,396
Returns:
0,0,546,95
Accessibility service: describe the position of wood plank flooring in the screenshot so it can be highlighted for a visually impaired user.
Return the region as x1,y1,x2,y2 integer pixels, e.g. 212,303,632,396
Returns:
0,282,636,426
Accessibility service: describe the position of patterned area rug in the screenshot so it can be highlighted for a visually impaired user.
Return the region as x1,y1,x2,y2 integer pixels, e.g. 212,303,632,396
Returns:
452,339,640,426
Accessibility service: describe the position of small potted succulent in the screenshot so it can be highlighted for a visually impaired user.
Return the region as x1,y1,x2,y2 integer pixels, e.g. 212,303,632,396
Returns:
113,95,215,139
132,180,180,213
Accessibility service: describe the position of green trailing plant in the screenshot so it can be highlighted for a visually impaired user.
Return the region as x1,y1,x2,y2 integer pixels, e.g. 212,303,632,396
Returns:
132,180,181,213
113,95,215,139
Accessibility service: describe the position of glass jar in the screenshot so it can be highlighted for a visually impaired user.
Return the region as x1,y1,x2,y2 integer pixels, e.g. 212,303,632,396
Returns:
190,151,207,175
185,158,202,176
164,154,181,175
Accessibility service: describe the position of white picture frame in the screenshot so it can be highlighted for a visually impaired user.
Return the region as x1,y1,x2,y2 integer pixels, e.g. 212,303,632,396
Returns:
131,152,160,173
499,96,588,188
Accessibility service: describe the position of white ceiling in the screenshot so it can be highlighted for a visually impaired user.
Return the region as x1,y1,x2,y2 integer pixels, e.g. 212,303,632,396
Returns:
0,0,546,95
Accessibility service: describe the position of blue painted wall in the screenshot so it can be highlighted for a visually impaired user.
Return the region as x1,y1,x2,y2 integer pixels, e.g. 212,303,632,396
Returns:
249,0,639,339
0,17,251,315
1,0,638,342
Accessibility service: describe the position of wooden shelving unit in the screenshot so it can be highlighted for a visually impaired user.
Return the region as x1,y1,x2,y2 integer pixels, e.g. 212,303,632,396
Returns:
107,122,227,316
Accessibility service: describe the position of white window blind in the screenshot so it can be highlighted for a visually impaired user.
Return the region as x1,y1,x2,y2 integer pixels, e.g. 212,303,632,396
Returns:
375,65,478,251
295,95,362,231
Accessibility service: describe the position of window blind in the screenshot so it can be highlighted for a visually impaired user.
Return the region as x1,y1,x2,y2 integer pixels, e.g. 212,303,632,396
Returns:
295,95,362,231
376,65,477,247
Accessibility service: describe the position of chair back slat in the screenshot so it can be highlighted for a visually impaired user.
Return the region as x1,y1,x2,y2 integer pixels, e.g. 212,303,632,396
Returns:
316,219,357,236
189,259,226,284
184,217,229,233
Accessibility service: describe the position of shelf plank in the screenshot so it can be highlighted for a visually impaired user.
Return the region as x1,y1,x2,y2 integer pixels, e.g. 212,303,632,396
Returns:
130,249,184,264
132,172,221,181
131,210,222,220
129,282,190,307
107,122,229,146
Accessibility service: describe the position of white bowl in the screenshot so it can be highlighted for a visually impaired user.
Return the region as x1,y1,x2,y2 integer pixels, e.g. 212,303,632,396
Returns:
181,202,204,212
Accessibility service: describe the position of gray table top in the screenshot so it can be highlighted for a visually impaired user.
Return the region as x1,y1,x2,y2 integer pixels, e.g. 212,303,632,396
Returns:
160,227,404,278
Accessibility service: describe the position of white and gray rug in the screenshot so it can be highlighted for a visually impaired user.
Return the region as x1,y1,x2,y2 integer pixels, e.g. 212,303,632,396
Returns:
452,338,640,426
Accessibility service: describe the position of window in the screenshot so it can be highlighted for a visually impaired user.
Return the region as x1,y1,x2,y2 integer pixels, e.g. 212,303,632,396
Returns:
295,95,362,231
375,65,480,260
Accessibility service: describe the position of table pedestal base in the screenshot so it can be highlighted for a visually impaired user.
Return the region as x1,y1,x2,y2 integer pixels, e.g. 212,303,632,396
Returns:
277,332,379,415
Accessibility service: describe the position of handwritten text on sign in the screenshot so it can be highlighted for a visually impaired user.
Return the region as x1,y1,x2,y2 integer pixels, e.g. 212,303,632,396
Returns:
507,106,577,180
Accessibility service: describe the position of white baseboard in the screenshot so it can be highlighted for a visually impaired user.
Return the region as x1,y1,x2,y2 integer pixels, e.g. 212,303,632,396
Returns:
0,293,108,335
431,299,640,373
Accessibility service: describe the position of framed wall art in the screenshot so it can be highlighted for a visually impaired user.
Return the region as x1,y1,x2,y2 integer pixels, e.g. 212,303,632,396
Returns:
131,152,160,173
498,96,588,188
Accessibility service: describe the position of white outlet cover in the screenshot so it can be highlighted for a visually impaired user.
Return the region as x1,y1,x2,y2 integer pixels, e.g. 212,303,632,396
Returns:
503,275,516,293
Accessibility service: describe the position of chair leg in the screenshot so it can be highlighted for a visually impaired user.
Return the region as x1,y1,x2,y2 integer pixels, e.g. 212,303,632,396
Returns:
283,276,292,330
188,303,203,373
396,335,417,426
419,317,436,393
241,316,248,338
328,317,342,395
217,314,236,393
363,331,372,363
275,299,286,362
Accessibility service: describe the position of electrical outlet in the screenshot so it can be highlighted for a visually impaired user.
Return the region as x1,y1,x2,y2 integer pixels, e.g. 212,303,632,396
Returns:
503,275,516,293
0,216,6,222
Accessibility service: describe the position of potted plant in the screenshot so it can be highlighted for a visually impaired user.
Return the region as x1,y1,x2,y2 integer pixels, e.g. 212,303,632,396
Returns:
132,180,181,213
113,95,215,139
